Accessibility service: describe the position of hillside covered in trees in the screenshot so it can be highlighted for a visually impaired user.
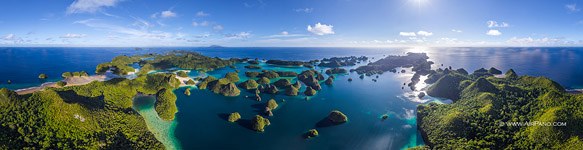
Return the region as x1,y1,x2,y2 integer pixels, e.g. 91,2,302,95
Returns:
417,68,583,149
0,51,233,149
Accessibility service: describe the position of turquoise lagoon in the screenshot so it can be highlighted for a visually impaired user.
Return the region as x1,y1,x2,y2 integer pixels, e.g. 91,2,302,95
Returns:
163,61,430,150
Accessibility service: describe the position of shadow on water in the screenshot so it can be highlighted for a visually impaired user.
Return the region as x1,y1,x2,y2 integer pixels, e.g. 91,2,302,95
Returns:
250,103,266,114
315,118,344,128
217,113,260,132
237,119,256,131
217,113,230,121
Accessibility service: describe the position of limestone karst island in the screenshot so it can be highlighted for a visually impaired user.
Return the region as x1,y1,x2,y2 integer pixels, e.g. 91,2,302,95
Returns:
1,0,583,149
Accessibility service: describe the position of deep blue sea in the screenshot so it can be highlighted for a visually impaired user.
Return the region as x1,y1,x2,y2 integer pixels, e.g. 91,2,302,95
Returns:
1,47,583,150
1,47,582,90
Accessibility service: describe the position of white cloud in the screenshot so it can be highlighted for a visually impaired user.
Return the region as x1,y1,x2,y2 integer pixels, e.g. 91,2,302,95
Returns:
566,4,580,12
0,34,24,44
161,10,177,18
399,32,416,37
60,33,87,38
487,20,509,28
192,22,199,26
486,29,502,36
213,25,224,31
507,37,571,46
451,29,462,33
66,0,121,14
196,11,209,17
294,8,313,13
263,31,307,38
200,21,209,26
150,13,159,18
307,23,335,35
224,32,251,39
416,31,433,36
74,19,172,39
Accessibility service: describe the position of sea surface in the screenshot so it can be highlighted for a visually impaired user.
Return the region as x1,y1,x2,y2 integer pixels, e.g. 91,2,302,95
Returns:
1,47,583,150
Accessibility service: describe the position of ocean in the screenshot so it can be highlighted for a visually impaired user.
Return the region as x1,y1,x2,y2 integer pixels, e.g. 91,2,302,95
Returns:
1,47,582,150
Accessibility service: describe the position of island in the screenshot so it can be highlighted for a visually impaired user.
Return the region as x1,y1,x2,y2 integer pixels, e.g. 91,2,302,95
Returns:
325,68,348,75
318,56,368,67
417,68,583,149
305,129,319,138
228,112,241,122
265,60,307,66
328,110,348,123
251,115,271,132
351,52,432,76
38,73,47,79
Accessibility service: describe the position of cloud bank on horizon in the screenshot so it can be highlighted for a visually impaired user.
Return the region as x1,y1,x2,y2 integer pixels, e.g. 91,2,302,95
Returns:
0,0,582,47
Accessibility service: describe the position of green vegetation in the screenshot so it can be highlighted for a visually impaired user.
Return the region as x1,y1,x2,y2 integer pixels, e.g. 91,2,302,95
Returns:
304,86,317,96
328,110,348,123
0,72,184,149
262,84,279,94
319,56,368,67
298,70,323,91
325,68,347,75
488,67,502,74
224,72,240,83
147,51,237,71
208,79,241,96
244,65,261,69
198,76,218,90
184,88,191,96
285,85,299,96
155,88,178,121
0,51,233,149
56,81,67,87
325,77,334,85
305,129,319,138
251,115,271,132
176,71,188,77
274,79,291,88
418,68,583,149
227,112,241,122
245,71,260,78
62,72,73,78
265,60,306,66
352,53,431,76
38,73,47,79
260,70,280,79
276,71,298,77
96,55,140,75
186,79,196,85
257,77,270,85
267,99,278,110
238,79,259,90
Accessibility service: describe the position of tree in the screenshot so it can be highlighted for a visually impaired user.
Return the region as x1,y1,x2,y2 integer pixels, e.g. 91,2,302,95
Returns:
56,81,67,87
38,73,48,79
177,71,188,77
225,72,240,83
62,72,73,78
228,112,241,122
155,88,178,121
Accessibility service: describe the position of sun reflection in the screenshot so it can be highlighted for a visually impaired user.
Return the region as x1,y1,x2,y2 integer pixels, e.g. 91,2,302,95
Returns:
406,47,430,54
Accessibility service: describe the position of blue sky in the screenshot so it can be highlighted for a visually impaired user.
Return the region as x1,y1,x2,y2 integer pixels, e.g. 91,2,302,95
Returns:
1,0,583,47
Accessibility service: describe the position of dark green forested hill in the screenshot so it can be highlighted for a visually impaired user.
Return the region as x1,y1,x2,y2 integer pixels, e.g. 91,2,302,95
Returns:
417,68,583,149
0,51,234,149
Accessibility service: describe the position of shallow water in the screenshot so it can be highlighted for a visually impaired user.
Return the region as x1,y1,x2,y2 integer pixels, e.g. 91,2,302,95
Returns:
133,96,181,150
